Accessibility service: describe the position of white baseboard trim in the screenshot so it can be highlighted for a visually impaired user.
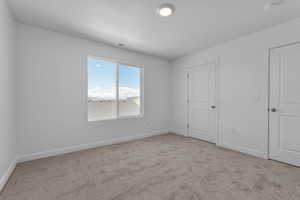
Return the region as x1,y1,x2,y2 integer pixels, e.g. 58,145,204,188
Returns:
219,142,268,159
169,129,268,159
169,131,185,137
18,129,169,163
169,128,186,136
0,158,18,192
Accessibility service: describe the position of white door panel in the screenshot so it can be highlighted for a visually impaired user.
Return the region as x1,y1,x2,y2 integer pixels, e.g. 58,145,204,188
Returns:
190,109,209,131
270,42,300,167
188,63,217,143
279,116,300,152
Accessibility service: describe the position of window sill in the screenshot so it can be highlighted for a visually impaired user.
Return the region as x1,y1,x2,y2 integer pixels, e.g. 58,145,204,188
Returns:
88,114,144,122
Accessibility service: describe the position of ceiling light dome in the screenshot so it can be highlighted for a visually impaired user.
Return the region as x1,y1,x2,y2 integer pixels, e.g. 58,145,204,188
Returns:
264,0,285,11
157,3,175,17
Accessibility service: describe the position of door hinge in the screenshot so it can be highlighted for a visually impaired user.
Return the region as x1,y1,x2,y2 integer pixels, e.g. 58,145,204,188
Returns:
187,123,190,128
187,99,190,103
187,73,189,79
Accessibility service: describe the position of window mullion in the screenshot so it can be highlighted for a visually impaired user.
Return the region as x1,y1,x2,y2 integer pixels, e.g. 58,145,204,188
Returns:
116,63,120,118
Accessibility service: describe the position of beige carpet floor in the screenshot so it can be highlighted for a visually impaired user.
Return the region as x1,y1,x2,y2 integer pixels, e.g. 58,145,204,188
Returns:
1,133,300,200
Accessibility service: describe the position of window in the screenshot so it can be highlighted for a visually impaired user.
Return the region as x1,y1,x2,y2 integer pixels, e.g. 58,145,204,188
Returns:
87,57,143,121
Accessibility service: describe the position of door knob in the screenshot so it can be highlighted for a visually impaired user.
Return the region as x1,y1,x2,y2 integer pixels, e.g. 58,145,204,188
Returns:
211,105,216,109
271,108,277,112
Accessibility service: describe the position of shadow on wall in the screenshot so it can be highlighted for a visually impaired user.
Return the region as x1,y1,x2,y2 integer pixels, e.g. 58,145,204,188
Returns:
88,97,140,121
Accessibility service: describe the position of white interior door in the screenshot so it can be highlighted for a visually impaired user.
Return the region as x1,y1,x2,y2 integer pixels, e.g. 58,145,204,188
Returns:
270,42,300,167
187,63,217,143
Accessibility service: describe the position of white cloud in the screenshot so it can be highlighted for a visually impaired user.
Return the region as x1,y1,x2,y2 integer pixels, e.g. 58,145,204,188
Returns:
119,87,140,99
88,87,139,100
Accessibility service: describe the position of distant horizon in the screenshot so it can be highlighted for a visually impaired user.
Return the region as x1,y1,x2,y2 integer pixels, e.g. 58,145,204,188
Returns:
88,96,139,103
88,93,140,100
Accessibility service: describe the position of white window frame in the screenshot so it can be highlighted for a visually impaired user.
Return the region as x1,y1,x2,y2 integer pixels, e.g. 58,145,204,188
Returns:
87,55,144,122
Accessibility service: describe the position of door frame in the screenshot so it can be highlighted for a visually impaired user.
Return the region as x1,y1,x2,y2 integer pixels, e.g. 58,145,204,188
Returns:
268,41,300,160
186,57,220,145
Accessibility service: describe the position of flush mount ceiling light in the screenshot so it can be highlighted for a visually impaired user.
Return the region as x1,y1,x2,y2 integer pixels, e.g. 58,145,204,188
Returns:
264,0,285,11
157,3,175,17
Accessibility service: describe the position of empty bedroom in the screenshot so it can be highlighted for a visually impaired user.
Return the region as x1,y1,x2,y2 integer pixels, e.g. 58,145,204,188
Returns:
1,0,300,199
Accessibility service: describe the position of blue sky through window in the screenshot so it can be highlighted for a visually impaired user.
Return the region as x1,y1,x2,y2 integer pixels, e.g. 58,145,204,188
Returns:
119,64,140,90
88,58,140,100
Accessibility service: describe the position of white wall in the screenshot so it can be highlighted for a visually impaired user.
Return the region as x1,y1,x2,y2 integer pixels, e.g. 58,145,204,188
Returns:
0,0,17,189
171,18,300,158
10,6,300,167
16,23,171,158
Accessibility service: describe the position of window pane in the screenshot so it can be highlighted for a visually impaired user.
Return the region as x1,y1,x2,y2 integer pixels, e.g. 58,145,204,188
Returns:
88,58,116,121
118,65,141,116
